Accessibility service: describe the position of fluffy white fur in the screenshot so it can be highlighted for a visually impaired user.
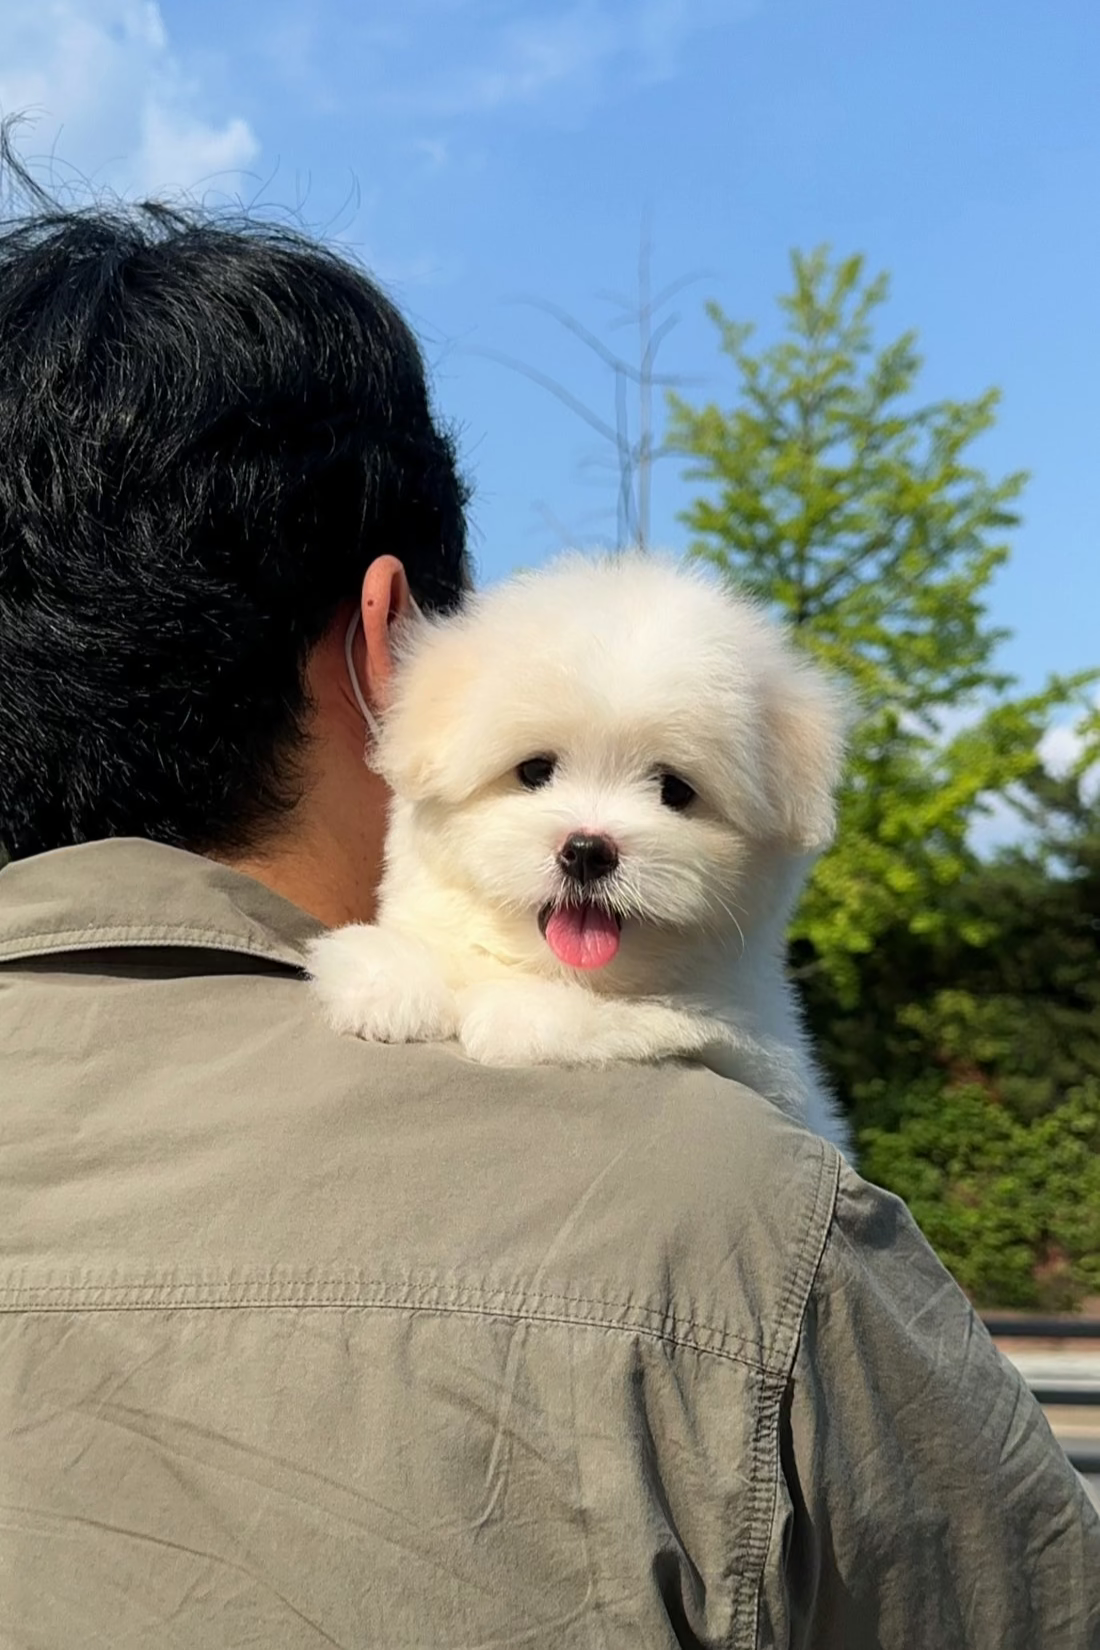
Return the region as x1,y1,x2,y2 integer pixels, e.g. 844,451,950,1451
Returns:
308,553,851,1152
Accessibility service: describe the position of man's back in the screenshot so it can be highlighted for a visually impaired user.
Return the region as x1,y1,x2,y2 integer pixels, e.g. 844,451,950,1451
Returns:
2,840,1098,1647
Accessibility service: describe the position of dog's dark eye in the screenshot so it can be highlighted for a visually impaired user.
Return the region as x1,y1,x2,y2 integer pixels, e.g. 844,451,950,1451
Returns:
660,773,696,811
517,756,556,790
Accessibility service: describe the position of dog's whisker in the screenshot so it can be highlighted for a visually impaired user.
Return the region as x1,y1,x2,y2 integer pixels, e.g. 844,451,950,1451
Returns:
708,892,748,956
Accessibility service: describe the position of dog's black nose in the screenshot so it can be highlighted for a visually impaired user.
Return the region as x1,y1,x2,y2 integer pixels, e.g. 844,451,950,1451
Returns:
557,832,619,887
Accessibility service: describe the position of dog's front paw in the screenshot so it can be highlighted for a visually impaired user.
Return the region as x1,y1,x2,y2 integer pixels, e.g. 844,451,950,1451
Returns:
306,925,458,1043
456,980,601,1067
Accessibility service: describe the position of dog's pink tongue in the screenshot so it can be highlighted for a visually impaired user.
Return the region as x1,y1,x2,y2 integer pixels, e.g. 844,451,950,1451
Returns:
544,904,621,970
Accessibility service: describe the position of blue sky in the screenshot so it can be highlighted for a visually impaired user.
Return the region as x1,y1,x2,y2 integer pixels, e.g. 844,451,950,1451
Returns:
2,0,1097,716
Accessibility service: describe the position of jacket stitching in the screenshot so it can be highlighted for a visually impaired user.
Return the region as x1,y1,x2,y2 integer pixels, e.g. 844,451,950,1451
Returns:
732,1138,841,1650
0,1294,771,1373
0,924,306,968
0,1279,777,1362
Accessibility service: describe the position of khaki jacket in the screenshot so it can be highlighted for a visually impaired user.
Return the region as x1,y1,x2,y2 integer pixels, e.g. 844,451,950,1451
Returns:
1,839,1097,1648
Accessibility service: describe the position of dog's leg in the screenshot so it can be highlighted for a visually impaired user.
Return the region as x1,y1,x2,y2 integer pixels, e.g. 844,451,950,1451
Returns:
456,978,722,1067
307,925,459,1043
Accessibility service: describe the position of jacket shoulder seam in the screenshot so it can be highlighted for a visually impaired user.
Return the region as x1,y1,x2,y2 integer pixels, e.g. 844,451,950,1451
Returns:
0,923,303,968
733,1136,842,1649
0,1270,820,1375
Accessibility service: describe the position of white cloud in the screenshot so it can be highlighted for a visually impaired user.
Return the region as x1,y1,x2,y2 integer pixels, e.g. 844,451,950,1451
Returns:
968,696,1100,856
0,0,259,200
1040,695,1100,802
377,0,753,121
911,692,1100,857
437,9,629,115
414,136,451,172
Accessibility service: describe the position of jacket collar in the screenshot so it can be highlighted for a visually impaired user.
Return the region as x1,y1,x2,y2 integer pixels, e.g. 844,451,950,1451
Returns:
0,838,324,968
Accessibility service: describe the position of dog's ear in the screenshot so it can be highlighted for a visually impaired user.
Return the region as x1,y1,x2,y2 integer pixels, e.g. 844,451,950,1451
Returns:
760,653,849,852
372,616,484,803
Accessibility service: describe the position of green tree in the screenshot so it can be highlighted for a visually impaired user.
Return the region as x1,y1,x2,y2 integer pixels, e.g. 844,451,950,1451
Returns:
668,250,1100,1305
798,765,1100,1307
667,248,1090,1007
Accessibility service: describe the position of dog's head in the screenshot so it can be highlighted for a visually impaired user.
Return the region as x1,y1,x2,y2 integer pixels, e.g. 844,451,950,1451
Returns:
374,553,848,976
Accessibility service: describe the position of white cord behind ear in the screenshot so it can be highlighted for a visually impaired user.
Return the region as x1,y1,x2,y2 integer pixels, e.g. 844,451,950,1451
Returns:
344,611,383,744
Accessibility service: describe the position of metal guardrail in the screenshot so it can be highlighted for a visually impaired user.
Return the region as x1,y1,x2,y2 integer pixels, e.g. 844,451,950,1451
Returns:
982,1316,1100,1342
981,1318,1100,1481
1026,1384,1100,1407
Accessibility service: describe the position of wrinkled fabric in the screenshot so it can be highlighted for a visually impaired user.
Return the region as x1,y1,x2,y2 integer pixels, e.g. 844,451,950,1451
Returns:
1,838,1097,1649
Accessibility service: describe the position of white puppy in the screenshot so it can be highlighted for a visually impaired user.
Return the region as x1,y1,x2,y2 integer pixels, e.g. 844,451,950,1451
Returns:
308,553,850,1151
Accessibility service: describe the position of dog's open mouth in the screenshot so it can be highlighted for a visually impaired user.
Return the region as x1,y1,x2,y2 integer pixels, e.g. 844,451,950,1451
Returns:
538,902,623,971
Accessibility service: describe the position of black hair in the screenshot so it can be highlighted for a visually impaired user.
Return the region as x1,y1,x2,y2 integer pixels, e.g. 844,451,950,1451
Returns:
0,129,471,860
